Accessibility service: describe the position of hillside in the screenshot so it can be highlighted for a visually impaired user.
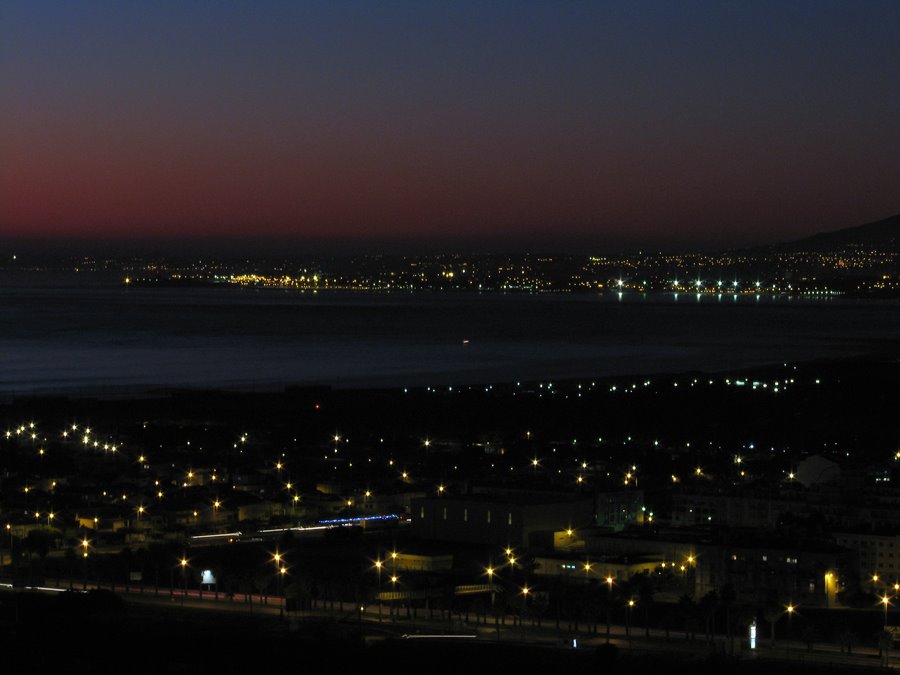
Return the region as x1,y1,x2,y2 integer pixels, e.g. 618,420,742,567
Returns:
762,212,900,253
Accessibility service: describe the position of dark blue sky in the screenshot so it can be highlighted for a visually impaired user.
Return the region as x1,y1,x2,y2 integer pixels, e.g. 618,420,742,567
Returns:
1,1,898,250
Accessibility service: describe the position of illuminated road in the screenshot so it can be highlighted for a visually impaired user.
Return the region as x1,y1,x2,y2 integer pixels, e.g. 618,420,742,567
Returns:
187,513,409,547
4,579,899,669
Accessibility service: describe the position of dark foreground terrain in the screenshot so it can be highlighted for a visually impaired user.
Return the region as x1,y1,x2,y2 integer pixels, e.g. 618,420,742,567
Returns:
0,589,880,675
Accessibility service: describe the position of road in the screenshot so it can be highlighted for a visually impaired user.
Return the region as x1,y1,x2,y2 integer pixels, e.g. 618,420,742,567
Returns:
4,578,898,669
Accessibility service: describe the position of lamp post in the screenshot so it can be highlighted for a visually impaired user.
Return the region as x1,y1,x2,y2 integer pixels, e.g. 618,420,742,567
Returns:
582,562,592,633
606,576,614,642
179,556,188,607
487,565,499,641
374,559,383,622
390,574,399,622
882,595,891,629
279,566,287,618
390,549,398,619
81,538,89,590
6,524,14,578
785,604,795,658
273,551,284,617
626,599,635,641
521,585,530,629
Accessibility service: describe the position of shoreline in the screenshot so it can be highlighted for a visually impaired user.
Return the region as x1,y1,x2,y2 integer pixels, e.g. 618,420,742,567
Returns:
2,350,897,405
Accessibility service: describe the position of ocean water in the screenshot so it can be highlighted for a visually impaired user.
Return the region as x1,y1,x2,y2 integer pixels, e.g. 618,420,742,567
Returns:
1,276,899,395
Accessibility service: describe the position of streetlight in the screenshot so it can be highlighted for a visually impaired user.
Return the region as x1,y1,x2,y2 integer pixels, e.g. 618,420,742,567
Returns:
882,595,891,629
486,565,496,605
626,599,635,639
785,603,795,655
179,556,189,605
389,574,399,620
374,559,383,621
270,551,285,614
485,564,500,640
520,586,531,628
5,524,12,572
606,576,614,642
279,566,287,618
81,537,89,589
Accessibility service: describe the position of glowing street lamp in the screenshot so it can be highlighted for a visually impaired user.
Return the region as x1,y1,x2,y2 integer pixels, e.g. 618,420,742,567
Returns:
374,559,385,621
785,603,795,646
605,576,614,641
179,556,189,603
278,565,288,617
80,537,90,589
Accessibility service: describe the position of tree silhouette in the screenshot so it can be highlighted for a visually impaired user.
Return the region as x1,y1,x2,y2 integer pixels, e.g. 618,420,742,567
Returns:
253,568,271,603
763,605,782,647
677,595,697,640
698,590,719,643
719,584,737,653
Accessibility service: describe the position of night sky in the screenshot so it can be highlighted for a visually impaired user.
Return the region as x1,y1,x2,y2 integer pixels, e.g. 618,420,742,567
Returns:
1,1,898,250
